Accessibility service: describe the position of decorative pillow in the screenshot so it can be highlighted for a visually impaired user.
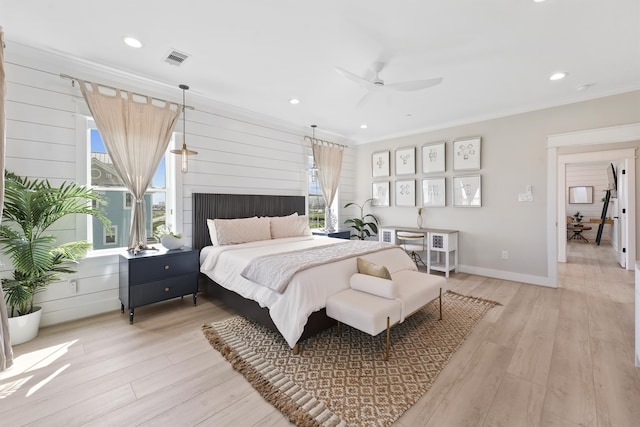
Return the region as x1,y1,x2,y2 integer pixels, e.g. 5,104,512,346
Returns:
350,273,397,299
270,214,312,239
357,257,392,280
213,216,271,245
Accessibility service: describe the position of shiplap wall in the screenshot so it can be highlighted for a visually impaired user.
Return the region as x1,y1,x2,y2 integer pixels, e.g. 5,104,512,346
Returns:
565,162,614,242
2,43,355,326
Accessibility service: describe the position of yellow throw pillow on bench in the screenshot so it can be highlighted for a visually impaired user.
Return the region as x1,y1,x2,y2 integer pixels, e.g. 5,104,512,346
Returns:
357,257,392,280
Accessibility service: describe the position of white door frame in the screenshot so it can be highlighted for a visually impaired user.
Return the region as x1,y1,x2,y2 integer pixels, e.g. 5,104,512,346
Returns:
547,123,640,286
557,150,635,263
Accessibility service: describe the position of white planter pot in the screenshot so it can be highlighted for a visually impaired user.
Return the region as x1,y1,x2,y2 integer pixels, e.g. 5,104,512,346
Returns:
8,306,42,345
161,235,184,250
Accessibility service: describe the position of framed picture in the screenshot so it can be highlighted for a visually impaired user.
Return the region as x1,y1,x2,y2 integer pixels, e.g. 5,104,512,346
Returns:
422,142,446,174
453,137,481,171
395,146,416,175
395,180,416,207
422,177,446,207
372,181,390,207
372,151,390,177
453,175,481,207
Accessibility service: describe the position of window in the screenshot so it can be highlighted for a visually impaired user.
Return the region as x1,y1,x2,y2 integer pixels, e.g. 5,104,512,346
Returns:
88,124,174,250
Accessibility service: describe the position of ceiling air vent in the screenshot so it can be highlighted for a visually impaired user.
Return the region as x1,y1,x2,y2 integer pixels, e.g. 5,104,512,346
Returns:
164,49,189,66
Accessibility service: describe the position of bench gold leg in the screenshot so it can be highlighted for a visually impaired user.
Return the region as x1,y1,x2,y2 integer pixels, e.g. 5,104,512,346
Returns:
439,288,443,320
293,344,300,355
385,316,390,361
337,321,341,337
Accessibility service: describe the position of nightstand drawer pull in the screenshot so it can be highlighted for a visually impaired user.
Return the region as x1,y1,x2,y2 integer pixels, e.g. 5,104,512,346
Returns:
164,287,170,292
164,265,170,270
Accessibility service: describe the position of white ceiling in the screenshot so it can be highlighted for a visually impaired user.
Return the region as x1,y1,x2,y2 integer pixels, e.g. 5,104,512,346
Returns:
2,0,639,143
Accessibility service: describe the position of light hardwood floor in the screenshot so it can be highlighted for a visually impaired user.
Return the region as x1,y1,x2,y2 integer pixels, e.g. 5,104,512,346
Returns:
1,242,638,426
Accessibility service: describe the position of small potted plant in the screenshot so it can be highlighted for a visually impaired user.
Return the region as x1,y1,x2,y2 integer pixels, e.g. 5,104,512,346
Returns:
155,225,184,250
573,211,584,225
344,198,380,240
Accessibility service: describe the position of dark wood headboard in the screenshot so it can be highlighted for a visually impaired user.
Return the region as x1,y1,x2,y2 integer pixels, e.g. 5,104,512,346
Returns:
192,193,306,250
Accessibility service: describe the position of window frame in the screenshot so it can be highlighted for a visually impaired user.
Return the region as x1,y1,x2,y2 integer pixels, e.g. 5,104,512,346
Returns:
84,118,177,253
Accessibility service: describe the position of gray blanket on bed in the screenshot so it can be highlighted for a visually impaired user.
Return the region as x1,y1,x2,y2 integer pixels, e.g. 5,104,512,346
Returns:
240,240,394,293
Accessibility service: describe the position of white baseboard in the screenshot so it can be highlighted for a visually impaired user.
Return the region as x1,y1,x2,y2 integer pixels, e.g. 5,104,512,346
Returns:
40,299,120,327
458,264,556,288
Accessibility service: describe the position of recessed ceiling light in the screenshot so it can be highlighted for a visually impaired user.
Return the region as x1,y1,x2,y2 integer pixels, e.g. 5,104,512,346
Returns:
289,98,300,105
123,36,142,48
533,0,545,3
549,72,567,81
360,124,368,129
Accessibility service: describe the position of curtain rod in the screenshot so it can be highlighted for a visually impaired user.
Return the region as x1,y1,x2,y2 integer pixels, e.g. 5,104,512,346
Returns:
304,135,346,148
60,73,194,110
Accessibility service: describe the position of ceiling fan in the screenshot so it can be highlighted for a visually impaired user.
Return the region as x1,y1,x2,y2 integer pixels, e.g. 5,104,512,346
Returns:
335,61,443,93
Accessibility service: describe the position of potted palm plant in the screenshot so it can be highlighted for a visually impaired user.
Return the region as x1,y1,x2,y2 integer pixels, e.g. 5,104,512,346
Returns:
344,198,380,240
0,171,109,344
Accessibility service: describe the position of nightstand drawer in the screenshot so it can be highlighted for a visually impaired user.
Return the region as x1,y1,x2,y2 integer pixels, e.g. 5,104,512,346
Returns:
128,252,198,284
130,274,198,307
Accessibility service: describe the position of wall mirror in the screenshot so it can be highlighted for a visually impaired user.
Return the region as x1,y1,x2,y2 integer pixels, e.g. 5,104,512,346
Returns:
569,186,593,204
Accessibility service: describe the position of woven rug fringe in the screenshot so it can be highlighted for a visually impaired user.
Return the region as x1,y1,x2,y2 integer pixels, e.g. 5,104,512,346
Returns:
202,323,323,427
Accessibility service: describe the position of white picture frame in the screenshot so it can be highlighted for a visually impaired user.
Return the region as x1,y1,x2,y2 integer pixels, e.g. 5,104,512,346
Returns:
395,180,416,207
372,181,390,207
372,151,390,177
422,142,446,174
422,177,446,207
453,137,481,171
395,146,416,175
453,175,481,207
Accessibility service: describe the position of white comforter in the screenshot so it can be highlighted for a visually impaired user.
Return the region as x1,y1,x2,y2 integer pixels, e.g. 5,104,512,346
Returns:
199,236,417,347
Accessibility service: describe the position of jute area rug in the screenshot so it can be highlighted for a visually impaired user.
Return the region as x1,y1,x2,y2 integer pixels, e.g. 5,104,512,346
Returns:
202,291,499,427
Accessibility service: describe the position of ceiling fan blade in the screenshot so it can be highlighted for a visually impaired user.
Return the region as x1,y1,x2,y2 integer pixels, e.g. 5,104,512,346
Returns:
385,77,443,92
355,91,374,109
335,66,375,88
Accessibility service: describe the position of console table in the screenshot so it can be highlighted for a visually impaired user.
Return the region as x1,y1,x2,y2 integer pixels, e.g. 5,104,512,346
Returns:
379,226,459,277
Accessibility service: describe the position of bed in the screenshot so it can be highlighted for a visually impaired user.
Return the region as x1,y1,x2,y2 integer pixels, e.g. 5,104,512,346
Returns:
193,193,417,351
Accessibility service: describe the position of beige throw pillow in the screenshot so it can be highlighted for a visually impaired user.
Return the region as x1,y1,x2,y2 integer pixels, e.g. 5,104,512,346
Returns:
270,214,312,239
213,216,271,245
357,257,392,280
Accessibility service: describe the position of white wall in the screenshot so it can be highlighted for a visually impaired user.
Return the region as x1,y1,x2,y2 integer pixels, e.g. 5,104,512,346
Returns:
354,91,640,286
2,42,355,326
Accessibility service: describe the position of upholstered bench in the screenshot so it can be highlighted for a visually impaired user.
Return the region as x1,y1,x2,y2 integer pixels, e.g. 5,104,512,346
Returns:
326,268,447,360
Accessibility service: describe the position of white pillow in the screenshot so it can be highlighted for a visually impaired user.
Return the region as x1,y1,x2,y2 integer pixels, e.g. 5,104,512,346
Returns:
213,216,271,245
270,214,312,239
350,273,397,300
206,219,219,246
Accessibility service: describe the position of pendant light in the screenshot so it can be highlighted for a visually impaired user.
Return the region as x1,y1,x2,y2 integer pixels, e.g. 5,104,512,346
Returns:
171,84,197,173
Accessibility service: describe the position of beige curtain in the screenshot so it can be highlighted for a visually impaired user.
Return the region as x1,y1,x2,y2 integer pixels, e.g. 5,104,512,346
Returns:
312,140,344,230
0,27,14,371
78,81,180,249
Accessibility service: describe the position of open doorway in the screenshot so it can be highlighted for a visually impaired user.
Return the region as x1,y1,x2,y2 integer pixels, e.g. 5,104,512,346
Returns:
547,123,640,287
559,153,633,268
